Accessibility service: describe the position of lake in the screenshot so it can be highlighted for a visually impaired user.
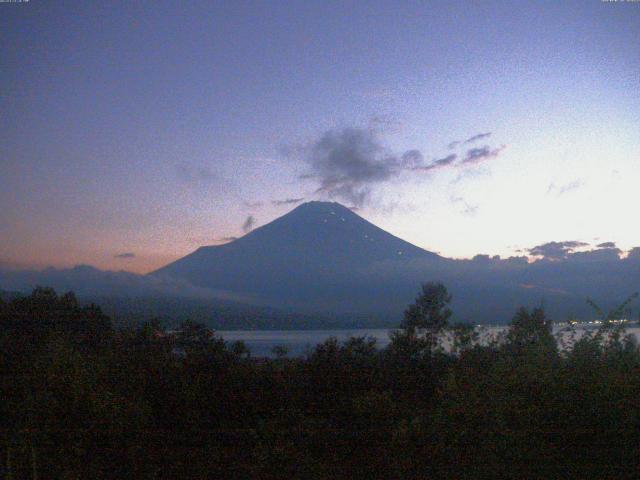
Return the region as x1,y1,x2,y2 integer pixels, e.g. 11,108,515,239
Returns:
217,324,640,358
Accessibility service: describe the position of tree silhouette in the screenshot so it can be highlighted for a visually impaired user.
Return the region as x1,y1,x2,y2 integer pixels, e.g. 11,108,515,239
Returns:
401,282,452,334
506,306,556,356
394,282,452,356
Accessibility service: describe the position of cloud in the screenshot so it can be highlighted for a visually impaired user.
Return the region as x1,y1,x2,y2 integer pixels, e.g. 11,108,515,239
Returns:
568,248,622,263
400,150,424,168
413,154,457,172
293,126,502,206
448,132,492,149
547,180,583,197
244,201,263,208
528,240,589,260
300,127,411,206
218,236,238,243
114,253,135,259
460,145,506,165
463,132,492,144
272,197,305,206
242,215,256,233
596,241,616,249
627,247,640,259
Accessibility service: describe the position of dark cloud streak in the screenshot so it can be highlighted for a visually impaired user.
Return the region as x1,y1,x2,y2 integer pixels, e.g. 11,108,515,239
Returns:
461,145,506,165
242,215,256,233
528,241,589,260
448,132,492,149
463,132,492,144
413,154,457,172
272,197,305,206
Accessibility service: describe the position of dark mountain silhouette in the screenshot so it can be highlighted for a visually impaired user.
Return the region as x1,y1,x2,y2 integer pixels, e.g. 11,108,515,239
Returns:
152,201,443,313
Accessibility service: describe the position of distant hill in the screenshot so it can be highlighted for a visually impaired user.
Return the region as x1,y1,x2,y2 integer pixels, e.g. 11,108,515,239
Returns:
0,264,385,330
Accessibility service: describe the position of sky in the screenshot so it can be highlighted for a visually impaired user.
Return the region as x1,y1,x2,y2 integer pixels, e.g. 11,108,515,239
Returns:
1,0,639,274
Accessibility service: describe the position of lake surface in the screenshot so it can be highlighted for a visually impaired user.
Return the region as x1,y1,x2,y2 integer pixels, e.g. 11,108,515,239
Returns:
217,328,395,357
217,325,640,358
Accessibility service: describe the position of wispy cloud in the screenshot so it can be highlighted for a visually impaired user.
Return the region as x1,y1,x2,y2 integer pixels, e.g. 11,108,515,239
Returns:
596,241,616,249
460,145,506,165
463,132,492,144
450,195,479,216
272,197,305,206
547,180,584,197
413,154,457,172
114,252,135,259
448,132,492,149
242,215,256,233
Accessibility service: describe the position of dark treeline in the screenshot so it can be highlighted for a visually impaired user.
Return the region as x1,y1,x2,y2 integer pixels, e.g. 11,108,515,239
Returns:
1,285,640,479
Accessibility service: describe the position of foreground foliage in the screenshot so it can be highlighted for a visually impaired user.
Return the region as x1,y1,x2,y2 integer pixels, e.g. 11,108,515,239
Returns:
1,285,640,479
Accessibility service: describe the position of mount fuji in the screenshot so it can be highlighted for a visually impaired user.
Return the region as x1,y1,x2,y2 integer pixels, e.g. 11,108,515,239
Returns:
151,201,443,315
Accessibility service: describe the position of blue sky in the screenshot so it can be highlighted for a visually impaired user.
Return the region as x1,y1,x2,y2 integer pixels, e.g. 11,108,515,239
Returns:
1,0,639,272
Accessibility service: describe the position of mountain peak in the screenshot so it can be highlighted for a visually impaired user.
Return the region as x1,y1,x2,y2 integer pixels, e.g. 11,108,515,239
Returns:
288,200,355,216
294,200,348,208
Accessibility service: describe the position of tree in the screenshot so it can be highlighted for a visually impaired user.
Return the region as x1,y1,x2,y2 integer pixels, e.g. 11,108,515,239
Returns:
388,282,452,366
398,282,452,352
177,319,213,347
506,306,556,355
